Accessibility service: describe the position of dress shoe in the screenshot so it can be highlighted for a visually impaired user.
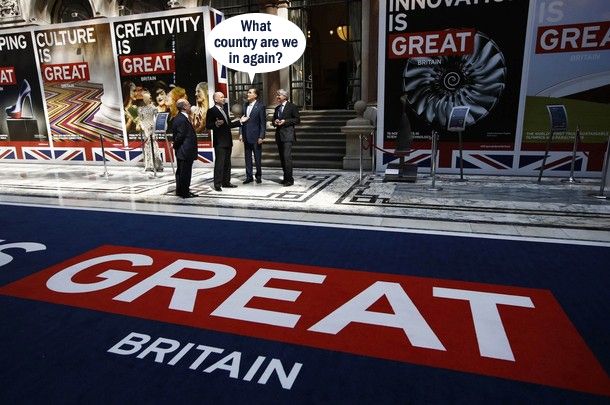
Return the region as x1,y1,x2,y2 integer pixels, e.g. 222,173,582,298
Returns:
214,186,222,191
283,181,294,187
243,178,253,184
188,192,198,197
223,183,237,188
255,178,262,184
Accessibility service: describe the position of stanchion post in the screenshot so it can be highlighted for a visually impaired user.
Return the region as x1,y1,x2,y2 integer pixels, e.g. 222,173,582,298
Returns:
457,130,466,182
590,133,610,200
428,130,442,191
359,133,363,184
537,129,554,183
98,133,111,179
562,125,580,184
149,133,157,178
370,131,376,175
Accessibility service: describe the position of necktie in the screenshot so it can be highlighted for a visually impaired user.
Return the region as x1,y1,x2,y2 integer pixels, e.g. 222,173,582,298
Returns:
279,104,284,118
217,105,228,122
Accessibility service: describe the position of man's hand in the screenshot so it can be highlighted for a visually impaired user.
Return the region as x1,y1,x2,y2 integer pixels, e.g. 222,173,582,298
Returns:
215,118,224,127
240,115,249,124
257,138,263,144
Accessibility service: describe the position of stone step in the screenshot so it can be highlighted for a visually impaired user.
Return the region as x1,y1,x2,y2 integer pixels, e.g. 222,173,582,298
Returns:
261,159,344,169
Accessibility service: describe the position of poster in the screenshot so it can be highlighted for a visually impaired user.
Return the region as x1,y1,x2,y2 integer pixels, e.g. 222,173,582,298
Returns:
0,30,48,147
35,22,123,147
114,11,212,149
383,0,530,170
520,0,610,173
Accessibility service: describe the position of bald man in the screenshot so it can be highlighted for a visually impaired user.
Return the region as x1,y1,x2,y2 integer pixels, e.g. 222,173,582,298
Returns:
172,98,198,198
205,92,243,191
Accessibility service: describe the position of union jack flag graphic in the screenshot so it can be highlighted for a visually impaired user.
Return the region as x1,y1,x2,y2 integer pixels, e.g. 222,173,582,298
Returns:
197,150,214,164
518,152,586,173
53,148,85,161
210,8,228,96
126,150,143,162
92,148,128,162
382,149,432,166
22,148,53,161
453,151,514,171
0,147,16,160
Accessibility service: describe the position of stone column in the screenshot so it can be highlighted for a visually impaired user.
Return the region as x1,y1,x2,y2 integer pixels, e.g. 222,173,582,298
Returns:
361,0,370,103
341,101,373,170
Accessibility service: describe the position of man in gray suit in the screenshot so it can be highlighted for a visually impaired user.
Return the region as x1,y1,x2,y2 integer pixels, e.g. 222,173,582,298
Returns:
272,89,300,186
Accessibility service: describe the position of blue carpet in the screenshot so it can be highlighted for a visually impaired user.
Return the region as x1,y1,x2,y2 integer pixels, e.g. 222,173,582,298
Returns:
0,204,609,403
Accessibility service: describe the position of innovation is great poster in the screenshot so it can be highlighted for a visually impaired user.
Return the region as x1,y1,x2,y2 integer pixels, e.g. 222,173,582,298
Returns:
383,0,530,170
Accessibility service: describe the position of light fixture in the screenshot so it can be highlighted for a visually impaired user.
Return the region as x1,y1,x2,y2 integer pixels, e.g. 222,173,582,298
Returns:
337,25,349,41
329,29,334,36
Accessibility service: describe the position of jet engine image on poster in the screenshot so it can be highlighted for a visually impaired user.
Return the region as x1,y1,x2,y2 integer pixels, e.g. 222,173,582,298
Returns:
114,12,211,148
0,32,48,145
383,0,529,170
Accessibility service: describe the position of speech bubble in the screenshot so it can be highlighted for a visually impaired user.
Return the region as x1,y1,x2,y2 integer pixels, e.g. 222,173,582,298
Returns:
206,13,306,83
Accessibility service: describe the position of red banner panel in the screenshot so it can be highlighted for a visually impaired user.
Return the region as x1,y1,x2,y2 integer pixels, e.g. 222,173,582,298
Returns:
41,62,90,83
388,29,475,59
536,21,610,54
0,66,16,85
119,52,176,76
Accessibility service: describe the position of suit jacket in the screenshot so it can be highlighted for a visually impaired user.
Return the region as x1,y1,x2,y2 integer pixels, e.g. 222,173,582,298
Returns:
273,102,300,142
241,101,266,143
172,113,198,161
206,105,241,148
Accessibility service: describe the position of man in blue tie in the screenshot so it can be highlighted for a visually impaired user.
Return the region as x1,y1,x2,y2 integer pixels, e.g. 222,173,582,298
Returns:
239,88,266,184
272,89,300,186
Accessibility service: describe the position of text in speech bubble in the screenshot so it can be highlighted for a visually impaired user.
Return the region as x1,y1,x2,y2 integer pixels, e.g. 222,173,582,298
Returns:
206,13,306,83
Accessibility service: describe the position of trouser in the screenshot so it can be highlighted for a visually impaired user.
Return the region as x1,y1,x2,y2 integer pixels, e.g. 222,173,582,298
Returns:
176,158,194,196
214,146,232,186
244,141,262,180
276,140,293,182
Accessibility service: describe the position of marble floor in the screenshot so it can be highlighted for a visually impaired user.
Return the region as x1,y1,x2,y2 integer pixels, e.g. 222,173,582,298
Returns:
1,162,609,243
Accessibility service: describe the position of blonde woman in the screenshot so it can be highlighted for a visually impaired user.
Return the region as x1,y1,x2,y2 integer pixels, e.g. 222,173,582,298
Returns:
192,82,209,134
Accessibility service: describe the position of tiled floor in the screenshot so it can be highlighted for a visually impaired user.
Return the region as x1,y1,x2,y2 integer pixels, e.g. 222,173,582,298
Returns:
1,162,609,243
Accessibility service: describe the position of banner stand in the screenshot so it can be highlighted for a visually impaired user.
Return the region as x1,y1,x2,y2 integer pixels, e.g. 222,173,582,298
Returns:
154,112,174,175
589,133,610,200
539,105,568,183
447,106,470,182
561,125,580,184
98,134,112,179
427,130,442,191
149,133,158,178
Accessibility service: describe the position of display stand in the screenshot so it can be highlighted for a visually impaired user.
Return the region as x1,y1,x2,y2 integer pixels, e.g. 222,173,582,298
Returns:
590,133,610,200
98,133,112,179
148,132,158,178
154,112,174,174
538,105,567,182
427,130,442,191
561,125,580,184
447,106,470,182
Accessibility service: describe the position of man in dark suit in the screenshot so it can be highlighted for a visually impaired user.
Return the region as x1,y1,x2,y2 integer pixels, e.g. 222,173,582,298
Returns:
272,88,300,186
206,91,243,191
239,87,266,184
172,98,198,198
